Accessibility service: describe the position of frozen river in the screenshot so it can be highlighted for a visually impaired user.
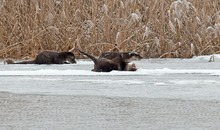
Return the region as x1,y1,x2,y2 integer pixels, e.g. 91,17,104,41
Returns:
1,56,220,130
1,57,220,100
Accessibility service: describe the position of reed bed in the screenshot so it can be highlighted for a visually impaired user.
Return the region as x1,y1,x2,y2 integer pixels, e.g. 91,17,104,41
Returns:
0,0,220,59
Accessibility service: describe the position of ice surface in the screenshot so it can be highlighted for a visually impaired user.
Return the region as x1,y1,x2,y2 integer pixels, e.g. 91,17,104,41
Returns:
1,68,220,76
1,55,220,100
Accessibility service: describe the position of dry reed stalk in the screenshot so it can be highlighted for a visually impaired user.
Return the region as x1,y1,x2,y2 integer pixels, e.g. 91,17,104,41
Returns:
1,0,220,59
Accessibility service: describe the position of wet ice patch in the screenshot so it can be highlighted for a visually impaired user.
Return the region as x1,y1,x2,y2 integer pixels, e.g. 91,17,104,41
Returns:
137,68,220,75
74,80,144,85
22,77,63,81
170,80,220,85
1,68,220,76
154,82,166,86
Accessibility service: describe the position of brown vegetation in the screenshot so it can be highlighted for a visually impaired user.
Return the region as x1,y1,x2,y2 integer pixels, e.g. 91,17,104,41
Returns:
0,0,220,59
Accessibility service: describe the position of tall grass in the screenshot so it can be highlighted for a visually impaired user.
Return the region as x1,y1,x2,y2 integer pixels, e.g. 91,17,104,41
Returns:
0,0,220,59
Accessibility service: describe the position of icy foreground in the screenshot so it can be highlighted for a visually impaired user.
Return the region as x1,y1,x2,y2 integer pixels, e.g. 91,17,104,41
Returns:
1,55,220,130
1,55,220,100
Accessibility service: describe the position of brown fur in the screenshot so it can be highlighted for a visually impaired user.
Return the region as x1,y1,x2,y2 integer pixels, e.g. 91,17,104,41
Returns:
99,52,142,62
78,49,141,72
99,51,142,71
4,51,76,64
77,49,118,72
